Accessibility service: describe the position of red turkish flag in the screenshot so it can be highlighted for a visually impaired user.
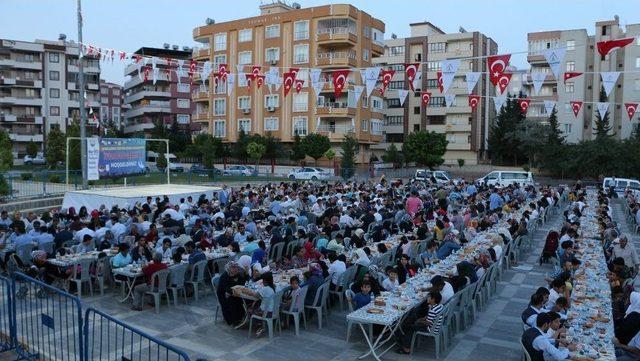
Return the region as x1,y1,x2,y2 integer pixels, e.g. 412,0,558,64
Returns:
625,103,639,120
570,101,583,117
436,71,444,93
597,38,635,57
256,75,265,89
404,63,420,92
468,95,481,110
377,88,384,96
119,51,126,60
251,66,262,80
213,72,220,86
133,54,142,63
88,45,95,56
421,91,432,106
563,72,583,84
143,66,150,82
380,70,395,95
295,79,304,94
165,67,171,81
283,72,295,96
496,73,512,95
188,60,196,83
245,73,253,90
289,68,300,79
332,70,350,97
218,63,228,81
518,99,530,114
488,54,511,86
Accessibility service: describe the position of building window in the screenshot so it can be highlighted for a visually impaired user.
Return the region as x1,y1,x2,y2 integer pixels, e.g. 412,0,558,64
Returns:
238,119,251,133
413,124,420,132
386,99,401,108
413,106,420,115
294,21,309,41
388,46,405,56
50,106,60,116
565,82,574,93
294,44,309,64
566,40,575,51
49,88,60,98
265,48,280,62
238,51,252,65
112,107,120,118
178,83,190,93
389,64,404,72
361,119,368,131
238,29,252,42
388,81,404,90
213,98,226,115
429,97,445,107
214,81,225,94
265,94,279,108
48,53,60,63
371,97,383,111
426,79,439,89
563,123,572,134
428,42,446,53
237,96,250,110
429,115,446,124
49,71,60,81
426,61,440,72
100,87,108,95
415,53,422,62
293,92,308,112
385,116,403,125
177,114,189,124
362,96,368,109
264,117,279,131
213,120,226,137
636,57,640,68
213,54,227,69
363,49,370,61
100,106,109,121
177,99,190,108
265,24,280,39
214,33,227,51
566,61,575,72
113,97,121,105
293,116,308,136
634,79,640,91
564,103,572,114
112,89,120,95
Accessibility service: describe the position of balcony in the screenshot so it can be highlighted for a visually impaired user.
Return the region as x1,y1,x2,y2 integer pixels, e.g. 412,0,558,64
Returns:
445,123,472,132
192,48,210,60
315,51,357,68
371,41,384,56
316,123,355,141
0,115,17,122
316,102,356,117
0,58,42,70
192,90,209,102
193,112,209,121
0,96,43,107
124,90,171,104
9,133,43,142
124,102,171,118
87,83,99,91
124,73,171,90
316,28,358,46
124,122,154,135
0,77,42,88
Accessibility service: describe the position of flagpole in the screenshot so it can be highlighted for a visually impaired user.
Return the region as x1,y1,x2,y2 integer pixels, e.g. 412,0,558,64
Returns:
483,38,491,161
77,0,88,189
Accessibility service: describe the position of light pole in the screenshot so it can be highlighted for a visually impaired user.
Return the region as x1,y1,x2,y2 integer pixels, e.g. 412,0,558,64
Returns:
77,0,88,188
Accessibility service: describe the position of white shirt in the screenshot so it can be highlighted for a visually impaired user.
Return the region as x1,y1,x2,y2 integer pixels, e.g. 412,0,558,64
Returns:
374,212,383,222
328,260,346,285
212,211,225,222
94,227,109,242
441,281,454,303
493,245,503,259
339,214,354,227
547,288,561,309
74,228,95,243
311,203,325,217
526,306,543,327
178,202,190,215
531,327,570,360
382,277,399,292
161,208,184,221
110,223,126,242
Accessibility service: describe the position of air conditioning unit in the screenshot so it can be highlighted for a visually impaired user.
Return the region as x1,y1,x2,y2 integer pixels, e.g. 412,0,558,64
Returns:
267,106,276,112
270,59,278,65
242,108,250,114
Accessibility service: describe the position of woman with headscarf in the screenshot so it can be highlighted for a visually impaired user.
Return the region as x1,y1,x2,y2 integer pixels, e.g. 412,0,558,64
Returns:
615,292,640,354
353,248,371,285
303,263,326,306
216,261,248,326
250,248,269,278
237,255,253,279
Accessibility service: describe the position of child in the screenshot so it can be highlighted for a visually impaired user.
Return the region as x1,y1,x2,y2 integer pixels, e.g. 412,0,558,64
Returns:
419,241,439,267
353,281,373,310
382,266,399,292
397,291,443,354
282,276,303,311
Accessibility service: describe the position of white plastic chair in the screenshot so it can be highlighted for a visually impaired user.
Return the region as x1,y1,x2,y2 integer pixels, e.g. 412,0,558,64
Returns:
281,286,309,336
410,303,450,359
71,258,94,298
304,281,330,329
187,260,208,301
210,275,221,324
145,269,171,314
248,290,283,341
169,263,189,306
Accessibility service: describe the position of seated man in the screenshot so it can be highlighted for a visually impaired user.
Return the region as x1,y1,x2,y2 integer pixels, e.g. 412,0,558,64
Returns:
521,312,575,361
131,252,168,311
396,291,444,355
522,293,545,328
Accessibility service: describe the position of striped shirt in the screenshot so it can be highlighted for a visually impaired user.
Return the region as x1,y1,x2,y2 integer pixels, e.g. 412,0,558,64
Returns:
425,303,444,333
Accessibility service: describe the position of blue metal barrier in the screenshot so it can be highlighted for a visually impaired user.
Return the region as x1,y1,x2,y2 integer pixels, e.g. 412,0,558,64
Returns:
12,272,84,361
0,275,13,352
84,307,191,361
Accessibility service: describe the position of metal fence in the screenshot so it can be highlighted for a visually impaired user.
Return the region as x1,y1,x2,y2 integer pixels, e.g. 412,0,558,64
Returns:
0,276,13,352
84,307,191,361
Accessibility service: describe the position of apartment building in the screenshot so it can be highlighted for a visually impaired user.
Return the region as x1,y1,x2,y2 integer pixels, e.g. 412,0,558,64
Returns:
192,2,386,162
123,46,194,136
0,38,101,159
526,17,640,143
99,80,125,132
372,22,497,165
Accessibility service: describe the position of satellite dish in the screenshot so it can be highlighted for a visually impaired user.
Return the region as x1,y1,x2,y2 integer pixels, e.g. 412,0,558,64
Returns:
206,18,215,25
163,43,170,49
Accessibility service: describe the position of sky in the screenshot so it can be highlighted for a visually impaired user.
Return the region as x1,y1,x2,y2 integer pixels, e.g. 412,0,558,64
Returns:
2,0,637,85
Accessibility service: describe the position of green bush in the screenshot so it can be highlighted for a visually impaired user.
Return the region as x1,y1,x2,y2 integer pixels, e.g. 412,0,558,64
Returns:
20,173,33,181
0,174,9,196
48,175,62,183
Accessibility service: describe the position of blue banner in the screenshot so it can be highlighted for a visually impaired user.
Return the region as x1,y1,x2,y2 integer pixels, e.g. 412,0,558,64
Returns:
98,138,146,178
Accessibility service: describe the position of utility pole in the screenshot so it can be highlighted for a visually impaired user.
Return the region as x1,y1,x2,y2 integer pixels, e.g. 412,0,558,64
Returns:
77,0,88,188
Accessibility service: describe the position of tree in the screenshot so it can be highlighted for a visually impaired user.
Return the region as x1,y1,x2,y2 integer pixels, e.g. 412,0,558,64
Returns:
260,134,283,162
324,148,336,162
66,120,82,170
156,152,167,170
488,95,526,165
510,120,550,168
547,108,565,145
381,144,403,168
340,134,358,179
185,133,222,172
45,128,66,167
233,130,250,162
402,130,448,169
26,141,38,158
593,86,614,138
167,120,192,154
246,141,266,170
290,133,306,164
0,129,13,196
301,133,331,165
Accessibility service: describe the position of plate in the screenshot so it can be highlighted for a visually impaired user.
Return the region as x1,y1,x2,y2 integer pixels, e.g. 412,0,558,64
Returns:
367,308,384,314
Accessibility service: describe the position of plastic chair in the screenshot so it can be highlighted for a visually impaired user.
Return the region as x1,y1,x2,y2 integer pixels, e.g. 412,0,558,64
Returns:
210,275,221,324
71,258,94,298
169,263,189,306
248,290,283,341
304,281,330,329
92,257,111,296
145,269,171,314
410,303,450,359
520,338,532,361
212,258,229,275
187,260,208,301
328,272,348,311
268,242,285,262
281,286,309,336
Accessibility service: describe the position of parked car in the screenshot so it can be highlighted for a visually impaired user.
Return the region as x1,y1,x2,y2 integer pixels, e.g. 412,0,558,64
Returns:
287,167,332,180
476,171,534,187
603,177,640,197
414,169,452,185
158,163,185,173
190,164,222,176
223,165,257,176
23,155,46,165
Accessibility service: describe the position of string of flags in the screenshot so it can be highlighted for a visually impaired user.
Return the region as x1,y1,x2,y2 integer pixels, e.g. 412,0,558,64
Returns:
78,37,639,121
